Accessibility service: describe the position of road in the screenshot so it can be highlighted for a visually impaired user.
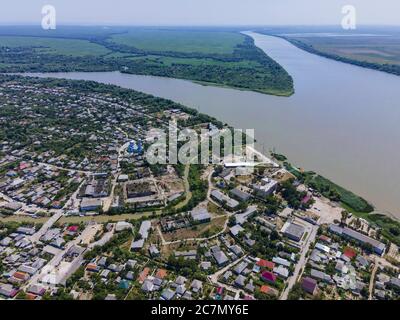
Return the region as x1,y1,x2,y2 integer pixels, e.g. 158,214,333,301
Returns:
280,224,319,300
28,179,85,244
368,260,378,300
208,255,252,300
26,223,115,289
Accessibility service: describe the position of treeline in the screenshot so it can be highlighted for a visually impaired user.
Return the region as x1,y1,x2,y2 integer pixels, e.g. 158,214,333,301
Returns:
0,31,294,96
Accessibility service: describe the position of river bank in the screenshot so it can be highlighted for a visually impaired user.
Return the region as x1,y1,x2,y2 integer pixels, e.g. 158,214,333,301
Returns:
20,32,400,220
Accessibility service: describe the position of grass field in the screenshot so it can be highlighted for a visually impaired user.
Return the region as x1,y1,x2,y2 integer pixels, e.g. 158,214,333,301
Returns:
108,30,246,54
0,36,111,56
288,35,400,66
0,26,294,95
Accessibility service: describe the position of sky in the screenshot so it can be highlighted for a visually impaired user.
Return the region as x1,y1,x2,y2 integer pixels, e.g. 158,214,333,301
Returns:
0,0,399,26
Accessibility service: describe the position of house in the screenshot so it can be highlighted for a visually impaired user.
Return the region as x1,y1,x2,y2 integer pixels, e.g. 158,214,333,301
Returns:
119,280,130,290
335,261,348,274
18,265,38,275
235,206,257,225
86,263,100,273
260,285,271,295
229,245,244,257
356,256,370,269
174,250,197,260
210,246,229,266
100,269,111,278
138,220,152,240
126,259,137,269
234,275,246,287
171,284,184,296
125,271,135,281
315,242,330,254
245,280,255,293
80,198,102,212
27,284,46,296
2,202,22,212
343,247,357,259
66,225,79,234
310,269,333,284
190,208,211,223
175,276,187,286
221,271,232,282
211,190,239,209
389,277,400,289
261,271,277,283
108,264,123,273
302,277,318,295
230,224,244,237
233,261,248,275
0,237,12,247
230,188,251,202
374,289,386,300
272,257,291,268
257,259,275,270
200,261,212,270
252,177,278,197
329,224,386,256
115,221,132,232
141,279,154,292
118,174,129,182
50,237,65,249
149,245,160,257
16,226,35,235
273,265,289,279
0,283,18,298
282,222,305,242
161,288,175,300
155,269,167,280
190,279,203,293
130,239,145,251
138,268,150,284
98,257,108,267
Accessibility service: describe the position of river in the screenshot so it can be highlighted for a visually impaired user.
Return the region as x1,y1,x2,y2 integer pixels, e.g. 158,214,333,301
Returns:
24,32,400,218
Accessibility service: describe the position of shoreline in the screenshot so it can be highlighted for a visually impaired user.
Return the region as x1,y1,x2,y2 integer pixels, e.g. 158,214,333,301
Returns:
10,71,399,221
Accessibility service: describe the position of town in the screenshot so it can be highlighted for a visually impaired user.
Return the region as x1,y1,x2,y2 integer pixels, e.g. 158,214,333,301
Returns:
0,75,399,301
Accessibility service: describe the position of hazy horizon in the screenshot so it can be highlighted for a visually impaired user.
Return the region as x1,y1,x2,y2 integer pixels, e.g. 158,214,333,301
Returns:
0,0,399,26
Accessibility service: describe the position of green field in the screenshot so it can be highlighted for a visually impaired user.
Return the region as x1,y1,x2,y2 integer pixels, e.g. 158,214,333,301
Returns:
0,26,294,96
280,32,400,76
288,35,400,66
0,36,111,56
109,30,245,54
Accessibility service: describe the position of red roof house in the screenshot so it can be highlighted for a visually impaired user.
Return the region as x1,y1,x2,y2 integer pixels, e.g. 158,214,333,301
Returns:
257,259,275,270
261,271,277,283
344,247,357,259
67,225,79,233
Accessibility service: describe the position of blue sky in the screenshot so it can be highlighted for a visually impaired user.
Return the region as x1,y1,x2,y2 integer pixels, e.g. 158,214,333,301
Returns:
1,0,399,26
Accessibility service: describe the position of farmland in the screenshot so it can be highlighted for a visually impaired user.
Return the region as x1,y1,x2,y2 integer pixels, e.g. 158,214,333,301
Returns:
108,29,245,54
282,32,400,76
0,26,294,96
0,36,111,56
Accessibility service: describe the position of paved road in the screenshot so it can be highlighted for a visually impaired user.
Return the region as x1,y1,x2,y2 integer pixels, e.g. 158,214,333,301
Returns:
280,224,318,300
208,255,251,300
29,210,64,243
369,259,379,300
29,180,85,243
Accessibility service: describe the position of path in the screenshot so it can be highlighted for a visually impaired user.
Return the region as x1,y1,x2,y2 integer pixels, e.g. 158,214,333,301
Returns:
280,224,318,300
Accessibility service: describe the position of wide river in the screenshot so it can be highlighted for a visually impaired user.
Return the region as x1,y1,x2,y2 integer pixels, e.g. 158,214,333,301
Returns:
26,32,400,218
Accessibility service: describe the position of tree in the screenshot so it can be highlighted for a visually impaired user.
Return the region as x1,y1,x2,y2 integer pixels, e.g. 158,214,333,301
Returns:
340,210,349,226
